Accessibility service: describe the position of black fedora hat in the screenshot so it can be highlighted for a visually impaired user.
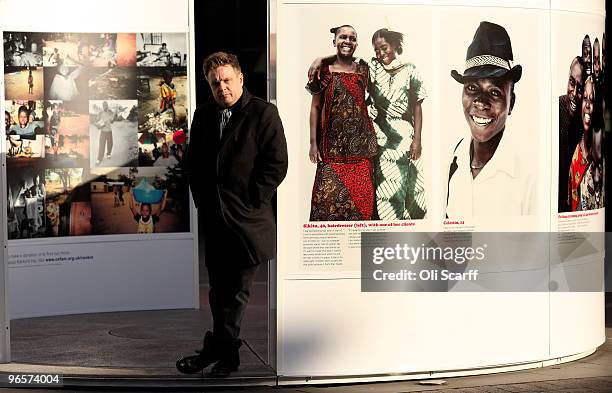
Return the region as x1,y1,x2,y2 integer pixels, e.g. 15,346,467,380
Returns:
451,21,522,84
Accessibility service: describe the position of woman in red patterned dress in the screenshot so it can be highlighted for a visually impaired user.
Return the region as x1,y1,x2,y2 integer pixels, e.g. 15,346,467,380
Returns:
568,76,595,211
306,25,378,221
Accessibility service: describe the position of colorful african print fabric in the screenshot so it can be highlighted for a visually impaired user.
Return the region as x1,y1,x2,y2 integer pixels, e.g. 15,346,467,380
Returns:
578,162,605,211
306,64,377,221
568,144,589,211
369,59,427,220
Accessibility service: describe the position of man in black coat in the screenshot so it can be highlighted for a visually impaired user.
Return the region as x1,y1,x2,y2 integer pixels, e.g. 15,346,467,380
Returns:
177,52,288,377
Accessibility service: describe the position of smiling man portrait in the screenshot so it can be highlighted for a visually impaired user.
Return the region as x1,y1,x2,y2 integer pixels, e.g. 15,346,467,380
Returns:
445,21,535,218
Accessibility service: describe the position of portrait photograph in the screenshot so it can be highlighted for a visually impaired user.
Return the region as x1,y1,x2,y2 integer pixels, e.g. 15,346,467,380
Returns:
553,11,605,213
439,8,548,220
89,100,138,168
4,66,44,100
276,5,434,223
5,99,45,160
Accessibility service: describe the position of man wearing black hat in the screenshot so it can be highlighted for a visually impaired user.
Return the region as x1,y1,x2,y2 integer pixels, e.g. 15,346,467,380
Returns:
446,21,535,218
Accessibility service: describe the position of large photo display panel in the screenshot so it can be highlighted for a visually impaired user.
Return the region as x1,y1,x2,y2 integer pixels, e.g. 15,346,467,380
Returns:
553,10,606,226
3,32,190,238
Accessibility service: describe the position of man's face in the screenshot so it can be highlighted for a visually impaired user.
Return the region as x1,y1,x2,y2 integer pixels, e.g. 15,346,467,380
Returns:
593,42,601,82
5,112,10,130
103,101,109,111
206,64,243,108
462,77,514,143
18,111,28,126
581,79,594,134
567,60,584,116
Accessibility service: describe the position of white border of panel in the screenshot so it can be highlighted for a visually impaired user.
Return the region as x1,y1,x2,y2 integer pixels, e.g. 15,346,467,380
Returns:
0,0,11,363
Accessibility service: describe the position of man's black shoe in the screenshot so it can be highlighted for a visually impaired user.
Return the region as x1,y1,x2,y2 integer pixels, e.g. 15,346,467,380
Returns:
206,338,241,378
176,331,218,374
208,358,239,378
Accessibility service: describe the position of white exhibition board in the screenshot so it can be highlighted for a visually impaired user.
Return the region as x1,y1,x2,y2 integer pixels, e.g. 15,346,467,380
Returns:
276,0,605,379
0,0,198,326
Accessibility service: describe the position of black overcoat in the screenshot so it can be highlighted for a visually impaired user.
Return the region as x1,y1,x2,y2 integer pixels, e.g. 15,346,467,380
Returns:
185,90,288,265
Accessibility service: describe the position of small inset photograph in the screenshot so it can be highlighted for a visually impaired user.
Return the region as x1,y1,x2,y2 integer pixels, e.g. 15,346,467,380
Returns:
6,161,47,239
89,100,138,168
136,67,188,166
4,66,44,100
3,32,44,67
114,33,137,67
44,64,89,109
87,33,132,67
45,168,92,237
89,67,137,99
43,100,89,167
5,100,45,159
42,33,93,67
136,33,187,67
90,166,190,234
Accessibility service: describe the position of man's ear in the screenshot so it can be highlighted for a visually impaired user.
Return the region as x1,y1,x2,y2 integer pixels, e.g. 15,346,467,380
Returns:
509,91,516,115
239,72,244,86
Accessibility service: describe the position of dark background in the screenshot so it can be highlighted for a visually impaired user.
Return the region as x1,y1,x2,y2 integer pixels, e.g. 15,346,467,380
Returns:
193,0,268,106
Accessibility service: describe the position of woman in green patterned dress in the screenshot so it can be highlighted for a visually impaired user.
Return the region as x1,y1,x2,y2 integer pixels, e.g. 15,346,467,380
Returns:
369,29,427,220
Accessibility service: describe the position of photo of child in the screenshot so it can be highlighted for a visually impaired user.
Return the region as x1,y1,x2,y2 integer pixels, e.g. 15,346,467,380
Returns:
89,166,189,235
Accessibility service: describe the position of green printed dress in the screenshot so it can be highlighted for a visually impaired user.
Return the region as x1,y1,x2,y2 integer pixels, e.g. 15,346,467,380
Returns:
369,58,427,220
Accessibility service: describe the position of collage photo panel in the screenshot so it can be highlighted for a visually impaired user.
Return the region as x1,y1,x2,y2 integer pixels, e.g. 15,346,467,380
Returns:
4,31,190,238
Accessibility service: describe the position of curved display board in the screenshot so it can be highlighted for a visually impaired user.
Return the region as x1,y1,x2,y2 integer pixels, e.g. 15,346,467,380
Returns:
275,0,606,382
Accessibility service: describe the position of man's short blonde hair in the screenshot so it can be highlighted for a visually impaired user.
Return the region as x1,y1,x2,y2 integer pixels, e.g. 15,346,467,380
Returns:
203,52,242,77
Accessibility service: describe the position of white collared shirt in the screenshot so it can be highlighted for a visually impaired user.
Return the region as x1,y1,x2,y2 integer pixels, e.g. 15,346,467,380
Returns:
445,132,536,218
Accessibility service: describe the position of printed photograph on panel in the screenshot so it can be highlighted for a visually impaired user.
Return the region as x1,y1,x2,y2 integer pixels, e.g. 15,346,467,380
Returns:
42,33,89,67
4,66,44,100
45,168,92,237
43,100,89,167
5,100,45,159
90,166,189,234
89,67,137,100
3,32,44,67
44,63,89,111
89,100,138,167
136,33,187,67
6,161,47,239
440,10,545,219
136,67,187,166
556,22,606,212
114,33,137,67
300,12,431,222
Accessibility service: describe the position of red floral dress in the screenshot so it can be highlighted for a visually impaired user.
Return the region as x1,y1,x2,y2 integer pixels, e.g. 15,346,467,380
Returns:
568,143,589,211
306,64,378,221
